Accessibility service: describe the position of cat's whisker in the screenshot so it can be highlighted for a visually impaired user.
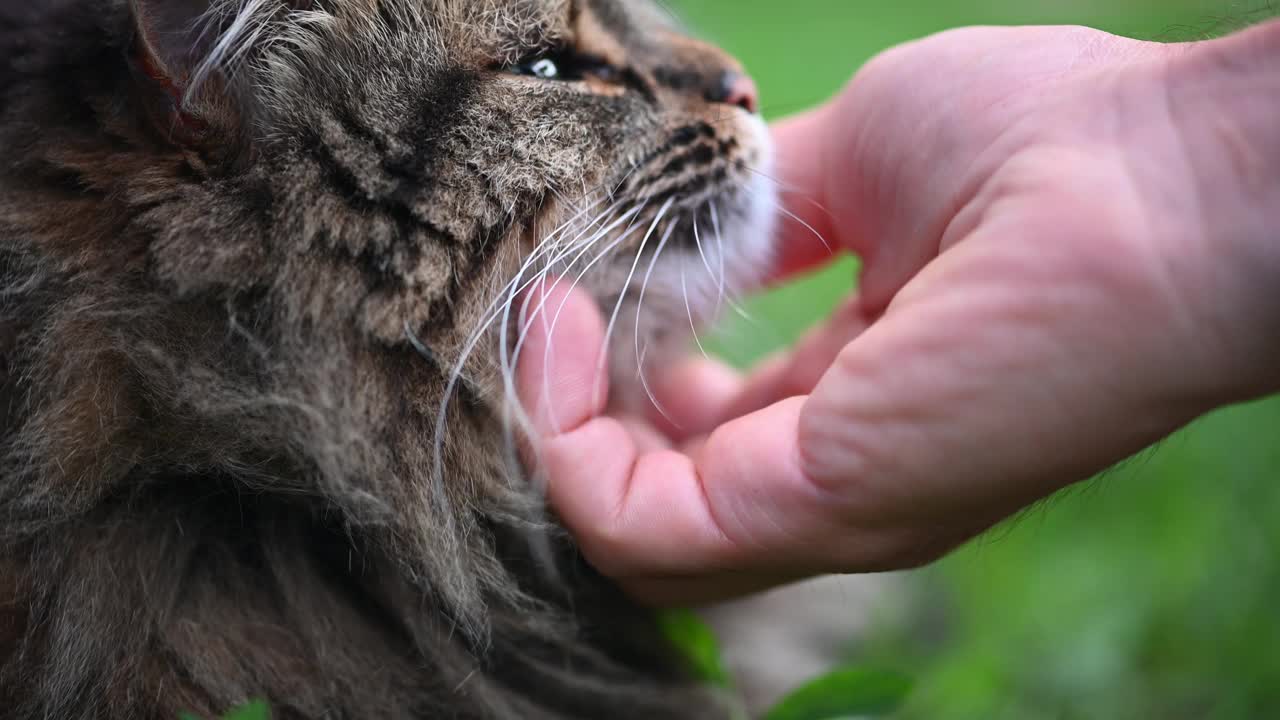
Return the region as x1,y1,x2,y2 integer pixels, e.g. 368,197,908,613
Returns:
711,199,760,325
508,214,625,370
741,179,834,255
503,198,619,304
530,196,620,272
526,205,653,432
710,201,736,315
499,201,632,395
536,198,622,271
699,98,819,127
541,210,646,343
609,160,642,200
545,184,584,217
487,214,613,496
634,342,670,429
478,206,608,363
710,200,726,283
462,197,628,472
495,274,549,491
505,204,649,436
691,211,725,317
741,164,815,200
532,271,556,449
432,200,627,488
681,259,709,360
594,196,675,410
726,293,757,324
649,0,684,25
633,219,680,426
513,203,645,353
424,192,623,432
558,196,631,256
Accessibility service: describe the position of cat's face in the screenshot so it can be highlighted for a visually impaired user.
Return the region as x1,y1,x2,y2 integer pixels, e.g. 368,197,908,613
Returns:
3,0,774,527
136,0,774,408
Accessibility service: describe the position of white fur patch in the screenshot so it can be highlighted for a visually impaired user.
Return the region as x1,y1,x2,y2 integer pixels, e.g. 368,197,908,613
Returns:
606,114,779,414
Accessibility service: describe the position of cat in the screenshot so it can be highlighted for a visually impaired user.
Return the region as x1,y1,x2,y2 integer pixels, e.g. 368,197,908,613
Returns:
0,0,777,718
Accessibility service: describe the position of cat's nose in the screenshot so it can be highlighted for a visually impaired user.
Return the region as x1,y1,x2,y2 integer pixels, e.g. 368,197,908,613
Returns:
709,71,759,114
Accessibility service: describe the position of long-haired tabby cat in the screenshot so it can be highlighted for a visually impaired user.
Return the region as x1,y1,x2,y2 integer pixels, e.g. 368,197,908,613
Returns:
0,0,777,717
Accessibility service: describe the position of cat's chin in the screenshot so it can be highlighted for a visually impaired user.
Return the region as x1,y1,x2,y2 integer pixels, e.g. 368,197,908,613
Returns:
606,114,778,417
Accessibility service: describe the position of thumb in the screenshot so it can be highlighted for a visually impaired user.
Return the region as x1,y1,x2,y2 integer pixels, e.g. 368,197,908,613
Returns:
515,278,609,437
769,107,846,281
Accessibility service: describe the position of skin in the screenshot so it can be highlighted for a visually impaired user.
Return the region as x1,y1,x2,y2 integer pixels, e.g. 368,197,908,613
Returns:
516,21,1280,605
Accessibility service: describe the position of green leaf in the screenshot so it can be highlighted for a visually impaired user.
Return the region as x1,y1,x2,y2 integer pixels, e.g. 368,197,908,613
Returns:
223,701,270,720
178,700,271,720
764,667,913,720
658,608,732,687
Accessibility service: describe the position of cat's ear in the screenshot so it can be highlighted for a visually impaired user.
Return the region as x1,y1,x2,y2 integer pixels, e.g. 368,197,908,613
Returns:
128,0,313,148
129,0,212,84
127,0,226,143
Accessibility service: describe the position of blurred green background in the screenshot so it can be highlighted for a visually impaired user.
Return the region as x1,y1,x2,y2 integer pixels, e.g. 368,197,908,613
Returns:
665,2,1280,718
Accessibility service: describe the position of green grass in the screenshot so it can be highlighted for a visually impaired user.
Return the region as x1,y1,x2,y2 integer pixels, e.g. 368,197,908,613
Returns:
181,700,270,720
668,1,1280,718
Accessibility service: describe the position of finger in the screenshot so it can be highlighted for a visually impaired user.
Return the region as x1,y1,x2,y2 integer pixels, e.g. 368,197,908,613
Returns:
721,294,875,421
617,417,676,454
543,396,830,581
640,292,870,440
515,279,608,437
648,293,874,441
647,355,743,440
768,109,846,282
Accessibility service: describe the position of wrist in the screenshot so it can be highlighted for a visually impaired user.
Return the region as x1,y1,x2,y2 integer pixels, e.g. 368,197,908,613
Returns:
1159,21,1280,401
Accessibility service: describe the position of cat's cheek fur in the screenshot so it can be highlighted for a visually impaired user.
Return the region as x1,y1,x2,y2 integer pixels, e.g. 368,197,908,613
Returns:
608,115,778,416
711,114,779,306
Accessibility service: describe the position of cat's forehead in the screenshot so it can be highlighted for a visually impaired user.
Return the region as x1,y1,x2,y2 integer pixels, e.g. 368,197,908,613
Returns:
425,0,679,52
580,0,679,37
472,0,676,29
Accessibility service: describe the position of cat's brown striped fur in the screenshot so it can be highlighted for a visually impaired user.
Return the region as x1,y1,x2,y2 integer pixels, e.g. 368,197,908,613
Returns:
0,0,775,717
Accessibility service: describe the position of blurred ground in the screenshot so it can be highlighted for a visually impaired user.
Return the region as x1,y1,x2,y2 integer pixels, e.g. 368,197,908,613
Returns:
666,2,1280,718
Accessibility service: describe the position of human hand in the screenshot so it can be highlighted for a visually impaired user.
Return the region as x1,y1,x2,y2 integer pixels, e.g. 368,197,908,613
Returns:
517,23,1280,605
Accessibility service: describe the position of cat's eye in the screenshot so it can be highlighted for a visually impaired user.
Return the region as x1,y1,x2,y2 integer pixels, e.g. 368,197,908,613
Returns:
509,49,618,84
523,58,560,80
